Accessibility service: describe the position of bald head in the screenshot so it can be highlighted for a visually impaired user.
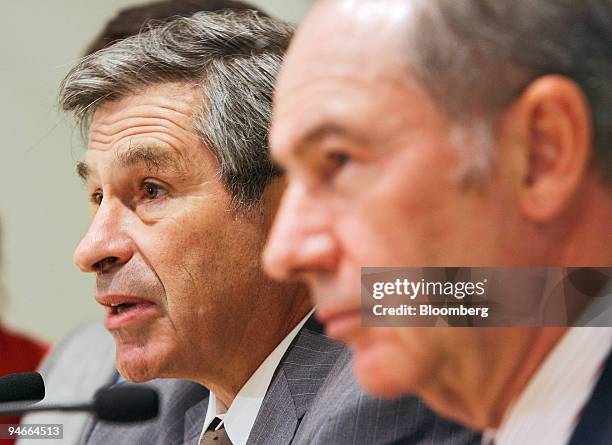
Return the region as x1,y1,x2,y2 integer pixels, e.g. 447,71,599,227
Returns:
264,0,612,430
277,0,411,98
279,0,612,176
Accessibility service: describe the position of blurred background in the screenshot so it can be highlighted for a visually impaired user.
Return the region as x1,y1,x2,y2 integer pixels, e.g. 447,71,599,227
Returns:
0,0,310,343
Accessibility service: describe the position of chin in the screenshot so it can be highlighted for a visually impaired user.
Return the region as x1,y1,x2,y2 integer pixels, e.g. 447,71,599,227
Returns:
351,343,416,399
353,367,406,399
114,340,171,383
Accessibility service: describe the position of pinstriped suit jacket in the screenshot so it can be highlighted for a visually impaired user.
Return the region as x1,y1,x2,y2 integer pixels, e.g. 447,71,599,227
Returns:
82,317,479,444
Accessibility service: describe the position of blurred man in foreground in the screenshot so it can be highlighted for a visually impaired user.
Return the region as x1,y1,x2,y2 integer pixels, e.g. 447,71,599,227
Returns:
264,0,612,443
49,9,477,445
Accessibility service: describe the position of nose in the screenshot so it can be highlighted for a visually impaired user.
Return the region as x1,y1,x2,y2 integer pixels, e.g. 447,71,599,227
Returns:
73,198,134,274
263,183,339,282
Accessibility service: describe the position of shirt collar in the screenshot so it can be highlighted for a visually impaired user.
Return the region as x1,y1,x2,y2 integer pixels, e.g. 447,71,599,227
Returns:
200,308,315,445
489,327,612,445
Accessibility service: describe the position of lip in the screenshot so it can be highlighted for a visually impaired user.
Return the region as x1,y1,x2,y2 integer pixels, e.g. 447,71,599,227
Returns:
96,294,160,330
317,306,362,341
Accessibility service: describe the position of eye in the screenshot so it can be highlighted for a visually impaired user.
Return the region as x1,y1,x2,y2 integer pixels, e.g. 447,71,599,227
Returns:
328,151,350,168
320,151,351,180
143,181,168,200
90,190,103,206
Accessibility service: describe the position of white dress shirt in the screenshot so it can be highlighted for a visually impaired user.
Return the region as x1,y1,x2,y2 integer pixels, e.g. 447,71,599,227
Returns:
199,309,315,445
484,326,612,445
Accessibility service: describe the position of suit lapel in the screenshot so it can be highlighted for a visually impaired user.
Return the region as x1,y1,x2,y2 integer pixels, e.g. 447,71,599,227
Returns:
247,317,345,445
183,396,210,445
181,371,302,445
181,317,343,445
247,368,299,445
568,351,612,445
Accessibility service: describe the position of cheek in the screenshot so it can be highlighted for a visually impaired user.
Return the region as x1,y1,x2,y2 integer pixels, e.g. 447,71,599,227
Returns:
150,212,267,323
135,215,225,325
340,146,493,266
336,202,448,268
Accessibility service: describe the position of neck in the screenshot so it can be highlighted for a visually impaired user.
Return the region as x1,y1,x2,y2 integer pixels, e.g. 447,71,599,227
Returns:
487,328,567,428
202,289,312,408
423,181,611,429
421,327,567,431
552,179,612,266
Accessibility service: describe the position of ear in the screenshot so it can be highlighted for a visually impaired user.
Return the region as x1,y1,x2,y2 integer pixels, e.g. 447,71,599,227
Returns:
511,75,592,223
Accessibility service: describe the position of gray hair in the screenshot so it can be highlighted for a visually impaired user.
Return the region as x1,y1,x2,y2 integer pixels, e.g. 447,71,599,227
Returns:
405,0,612,180
60,10,294,209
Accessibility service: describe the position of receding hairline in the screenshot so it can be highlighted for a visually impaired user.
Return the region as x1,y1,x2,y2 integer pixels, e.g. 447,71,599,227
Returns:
61,9,294,209
75,81,205,180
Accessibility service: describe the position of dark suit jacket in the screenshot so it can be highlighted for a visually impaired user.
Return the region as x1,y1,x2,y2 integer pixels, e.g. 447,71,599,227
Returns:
568,350,612,445
82,318,479,444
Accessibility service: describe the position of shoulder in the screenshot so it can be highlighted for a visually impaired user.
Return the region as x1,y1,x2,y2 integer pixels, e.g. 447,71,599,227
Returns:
84,379,209,445
281,316,348,383
40,320,115,380
295,349,480,445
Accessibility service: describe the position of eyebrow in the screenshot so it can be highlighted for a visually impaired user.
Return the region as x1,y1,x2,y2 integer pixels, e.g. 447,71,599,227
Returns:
293,123,366,157
118,144,187,173
76,144,189,182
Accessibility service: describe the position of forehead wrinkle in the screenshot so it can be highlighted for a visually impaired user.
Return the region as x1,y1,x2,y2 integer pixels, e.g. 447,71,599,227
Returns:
278,54,413,114
95,103,196,130
89,111,196,147
89,127,193,153
273,79,383,159
274,51,428,165
93,85,198,125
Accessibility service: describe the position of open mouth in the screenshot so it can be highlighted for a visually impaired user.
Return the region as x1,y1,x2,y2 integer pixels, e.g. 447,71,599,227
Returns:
109,303,138,314
98,296,159,330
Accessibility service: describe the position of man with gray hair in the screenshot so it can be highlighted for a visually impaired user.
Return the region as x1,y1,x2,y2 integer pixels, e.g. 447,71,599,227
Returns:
56,9,477,445
264,0,612,444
